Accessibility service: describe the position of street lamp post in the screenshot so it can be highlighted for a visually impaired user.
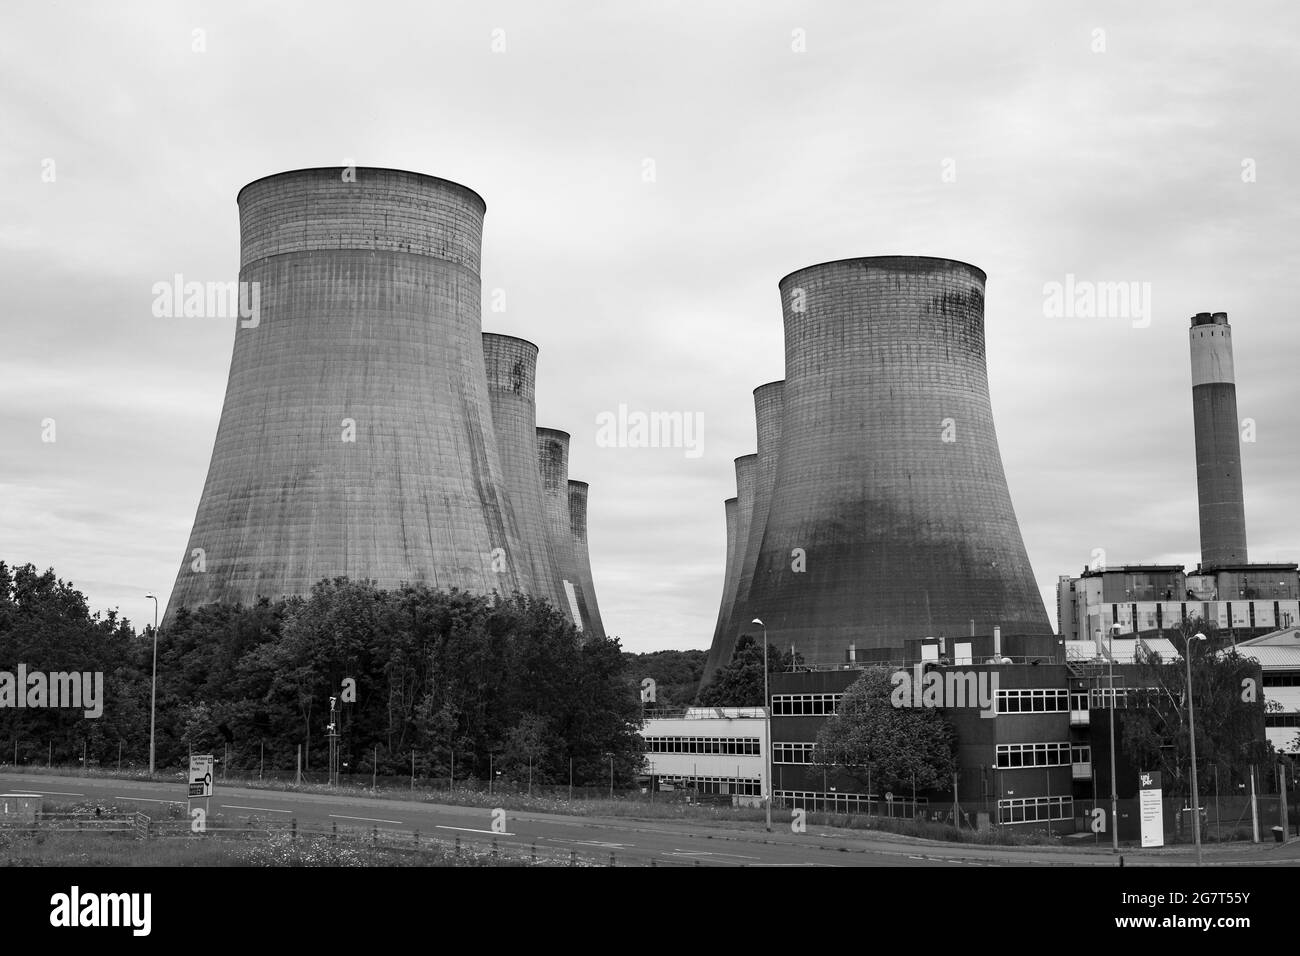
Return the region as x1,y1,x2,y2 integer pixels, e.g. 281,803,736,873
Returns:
1186,632,1207,866
145,594,159,775
753,618,772,833
1107,624,1120,854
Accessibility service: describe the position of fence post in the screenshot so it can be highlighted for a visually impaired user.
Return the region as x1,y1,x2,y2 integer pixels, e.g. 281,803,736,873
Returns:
570,849,576,866
372,826,378,845
492,837,498,859
291,818,297,841
531,843,536,862
414,830,420,847
332,821,337,841
455,835,461,857
609,852,616,867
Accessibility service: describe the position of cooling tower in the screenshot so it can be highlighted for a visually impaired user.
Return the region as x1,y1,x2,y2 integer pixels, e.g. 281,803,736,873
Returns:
1190,312,1248,567
727,382,785,643
537,427,589,631
483,333,568,611
719,455,757,647
567,480,607,641
164,167,527,625
732,256,1051,662
704,498,740,680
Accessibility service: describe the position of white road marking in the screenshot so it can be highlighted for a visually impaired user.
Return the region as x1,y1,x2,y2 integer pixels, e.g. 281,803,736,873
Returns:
222,804,292,814
329,814,403,825
436,824,515,836
8,790,83,797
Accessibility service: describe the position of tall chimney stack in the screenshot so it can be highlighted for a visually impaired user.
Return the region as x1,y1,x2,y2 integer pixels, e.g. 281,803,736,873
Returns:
1189,312,1248,567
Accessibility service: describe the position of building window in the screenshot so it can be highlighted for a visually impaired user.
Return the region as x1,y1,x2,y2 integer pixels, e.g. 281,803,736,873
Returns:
996,689,1069,714
1069,692,1089,712
995,742,1070,768
1265,714,1300,728
771,694,843,716
997,795,1073,824
657,775,761,796
1070,744,1091,764
641,736,761,755
1262,672,1300,687
772,742,816,764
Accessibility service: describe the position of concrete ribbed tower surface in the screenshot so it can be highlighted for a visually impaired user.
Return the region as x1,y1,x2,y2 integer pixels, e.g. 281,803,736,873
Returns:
726,383,785,650
567,481,606,641
483,333,568,611
740,256,1051,662
1189,312,1248,567
703,497,739,682
164,167,526,625
718,455,758,656
537,427,589,631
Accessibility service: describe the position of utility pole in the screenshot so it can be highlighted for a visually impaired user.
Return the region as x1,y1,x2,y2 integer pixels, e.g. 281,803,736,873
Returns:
145,594,159,775
753,618,772,833
1250,764,1260,843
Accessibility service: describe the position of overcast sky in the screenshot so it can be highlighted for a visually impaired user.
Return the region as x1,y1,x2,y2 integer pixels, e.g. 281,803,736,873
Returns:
2,1,1297,651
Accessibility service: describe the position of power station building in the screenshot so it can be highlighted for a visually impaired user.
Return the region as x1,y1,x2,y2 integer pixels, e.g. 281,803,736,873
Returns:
164,168,603,633
703,256,1051,685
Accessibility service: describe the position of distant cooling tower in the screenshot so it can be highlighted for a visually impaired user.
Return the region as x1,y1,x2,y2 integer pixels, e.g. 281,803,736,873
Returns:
483,333,568,611
720,455,757,647
716,256,1051,666
705,497,740,677
164,167,527,624
1190,312,1248,567
568,481,606,641
726,383,785,646
537,427,589,631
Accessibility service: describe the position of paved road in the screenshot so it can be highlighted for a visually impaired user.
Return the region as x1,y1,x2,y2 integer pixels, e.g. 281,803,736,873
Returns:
2,772,1295,867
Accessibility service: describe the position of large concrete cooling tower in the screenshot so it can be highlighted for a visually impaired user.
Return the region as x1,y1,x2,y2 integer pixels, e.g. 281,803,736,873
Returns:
727,383,785,642
733,256,1051,662
567,480,606,641
483,333,568,611
164,167,527,624
537,427,589,631
704,497,740,678
1189,312,1248,567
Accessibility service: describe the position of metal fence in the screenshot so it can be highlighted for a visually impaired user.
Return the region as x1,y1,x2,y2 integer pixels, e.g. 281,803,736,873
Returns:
0,809,721,867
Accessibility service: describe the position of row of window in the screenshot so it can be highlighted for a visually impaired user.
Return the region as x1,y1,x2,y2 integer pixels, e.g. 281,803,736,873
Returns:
642,736,761,755
998,796,1074,824
771,694,842,716
995,742,1071,768
1071,745,1092,764
775,790,928,812
656,775,761,796
1263,673,1300,687
772,742,817,764
1265,714,1300,727
996,689,1071,713
774,689,1074,716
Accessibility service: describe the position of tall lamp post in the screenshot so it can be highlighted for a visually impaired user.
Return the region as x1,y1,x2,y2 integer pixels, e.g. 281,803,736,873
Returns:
1186,632,1207,866
1106,624,1120,854
145,594,159,775
753,618,772,833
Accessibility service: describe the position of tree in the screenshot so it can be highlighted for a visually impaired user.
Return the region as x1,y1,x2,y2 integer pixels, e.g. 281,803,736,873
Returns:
812,667,957,793
696,635,801,706
622,649,707,707
1120,617,1272,796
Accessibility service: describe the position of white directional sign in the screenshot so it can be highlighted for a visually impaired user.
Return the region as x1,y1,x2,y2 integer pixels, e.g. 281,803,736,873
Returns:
189,754,214,798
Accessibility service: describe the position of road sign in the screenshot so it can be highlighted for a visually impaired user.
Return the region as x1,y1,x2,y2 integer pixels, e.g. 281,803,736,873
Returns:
189,754,214,798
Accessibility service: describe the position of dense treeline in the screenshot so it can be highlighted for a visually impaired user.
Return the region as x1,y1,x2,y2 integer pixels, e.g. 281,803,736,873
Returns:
0,563,645,787
621,648,707,707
